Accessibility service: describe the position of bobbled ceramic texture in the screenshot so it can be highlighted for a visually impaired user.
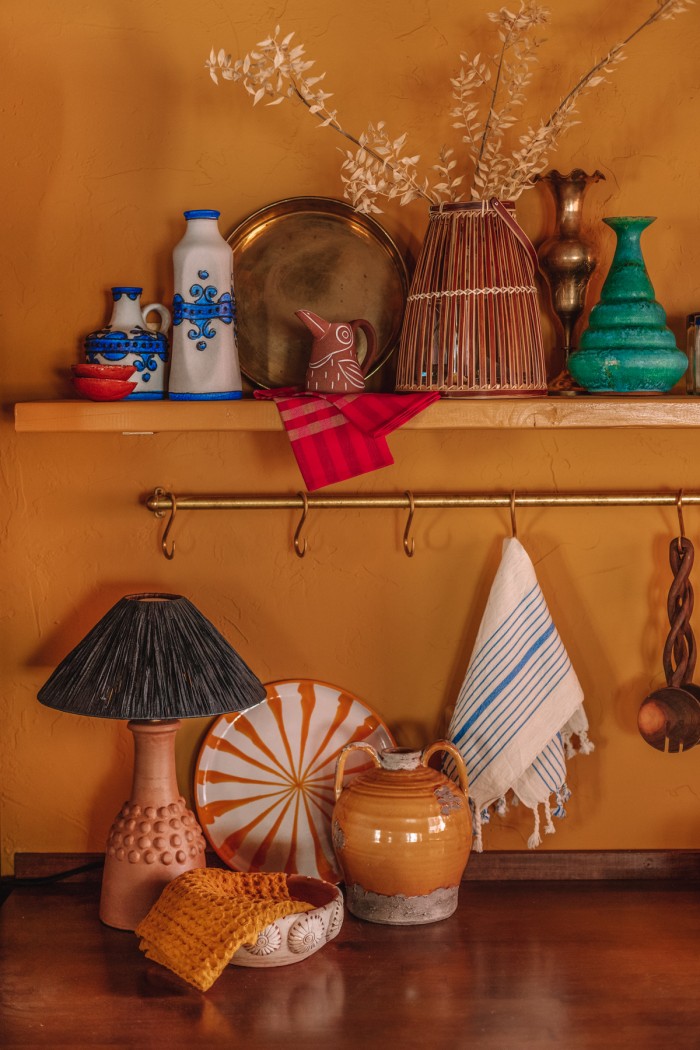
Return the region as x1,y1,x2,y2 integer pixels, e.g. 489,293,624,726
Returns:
332,744,471,925
569,216,687,393
106,795,207,869
169,209,243,400
84,286,171,399
195,680,395,883
232,876,344,967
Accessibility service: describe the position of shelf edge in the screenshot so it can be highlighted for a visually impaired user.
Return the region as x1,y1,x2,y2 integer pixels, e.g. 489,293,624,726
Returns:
14,396,700,433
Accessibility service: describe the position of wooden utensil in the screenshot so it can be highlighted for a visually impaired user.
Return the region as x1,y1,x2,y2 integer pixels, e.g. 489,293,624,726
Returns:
638,533,700,753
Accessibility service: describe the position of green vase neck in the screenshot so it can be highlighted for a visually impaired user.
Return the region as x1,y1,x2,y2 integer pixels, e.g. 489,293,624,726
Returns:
604,214,655,253
601,216,656,302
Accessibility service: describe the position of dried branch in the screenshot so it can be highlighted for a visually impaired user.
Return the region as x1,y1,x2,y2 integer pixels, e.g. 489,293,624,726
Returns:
206,31,434,211
501,0,695,199
206,1,694,211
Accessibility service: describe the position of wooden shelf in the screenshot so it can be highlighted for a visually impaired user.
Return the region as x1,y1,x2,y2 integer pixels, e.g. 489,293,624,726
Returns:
14,395,700,434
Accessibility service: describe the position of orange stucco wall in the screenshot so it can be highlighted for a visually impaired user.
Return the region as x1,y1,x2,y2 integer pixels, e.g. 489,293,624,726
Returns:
2,0,700,873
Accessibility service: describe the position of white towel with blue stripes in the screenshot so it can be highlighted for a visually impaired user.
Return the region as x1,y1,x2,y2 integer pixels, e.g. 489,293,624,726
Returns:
446,536,593,851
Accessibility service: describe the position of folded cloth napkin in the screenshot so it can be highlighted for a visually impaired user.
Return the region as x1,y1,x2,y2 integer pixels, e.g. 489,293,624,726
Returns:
255,389,441,490
446,537,594,851
135,868,313,991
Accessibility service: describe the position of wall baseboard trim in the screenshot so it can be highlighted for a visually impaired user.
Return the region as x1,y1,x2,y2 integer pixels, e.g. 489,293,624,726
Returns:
9,849,700,883
462,849,700,881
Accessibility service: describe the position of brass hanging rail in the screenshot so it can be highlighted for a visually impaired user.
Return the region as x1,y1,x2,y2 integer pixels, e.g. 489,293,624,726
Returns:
146,486,697,560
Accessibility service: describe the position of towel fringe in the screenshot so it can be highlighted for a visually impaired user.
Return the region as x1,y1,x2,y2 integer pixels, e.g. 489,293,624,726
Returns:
577,729,595,755
495,795,508,816
473,806,484,853
527,805,541,849
553,784,569,819
543,797,555,835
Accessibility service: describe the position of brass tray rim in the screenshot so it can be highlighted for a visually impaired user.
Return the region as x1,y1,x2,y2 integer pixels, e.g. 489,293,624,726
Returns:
227,195,410,388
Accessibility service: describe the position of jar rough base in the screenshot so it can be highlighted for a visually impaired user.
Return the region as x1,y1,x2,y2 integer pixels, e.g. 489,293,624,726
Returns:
345,883,459,925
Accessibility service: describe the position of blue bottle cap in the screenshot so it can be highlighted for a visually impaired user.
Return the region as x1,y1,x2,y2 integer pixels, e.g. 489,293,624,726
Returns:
184,209,221,220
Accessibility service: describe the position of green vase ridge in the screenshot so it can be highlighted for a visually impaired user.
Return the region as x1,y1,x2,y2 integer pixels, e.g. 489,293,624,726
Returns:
569,216,686,393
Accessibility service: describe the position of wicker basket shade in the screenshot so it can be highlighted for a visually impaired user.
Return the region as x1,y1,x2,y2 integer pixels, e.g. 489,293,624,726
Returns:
395,200,547,396
38,593,266,720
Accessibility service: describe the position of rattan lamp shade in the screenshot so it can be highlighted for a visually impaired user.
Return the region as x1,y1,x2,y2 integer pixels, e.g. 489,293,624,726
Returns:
37,593,266,931
38,592,266,719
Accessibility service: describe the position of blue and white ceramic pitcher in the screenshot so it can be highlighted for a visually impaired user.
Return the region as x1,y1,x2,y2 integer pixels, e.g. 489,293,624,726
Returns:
85,287,171,400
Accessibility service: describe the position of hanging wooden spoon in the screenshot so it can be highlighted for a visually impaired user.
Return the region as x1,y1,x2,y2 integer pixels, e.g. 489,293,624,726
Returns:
638,530,700,753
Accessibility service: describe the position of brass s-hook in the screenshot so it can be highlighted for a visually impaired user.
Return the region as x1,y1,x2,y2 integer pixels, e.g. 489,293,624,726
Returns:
510,490,518,539
403,491,416,557
157,490,177,560
677,489,686,554
294,492,309,558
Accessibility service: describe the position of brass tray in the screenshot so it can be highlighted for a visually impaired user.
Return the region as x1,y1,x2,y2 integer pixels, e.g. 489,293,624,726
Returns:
228,196,410,389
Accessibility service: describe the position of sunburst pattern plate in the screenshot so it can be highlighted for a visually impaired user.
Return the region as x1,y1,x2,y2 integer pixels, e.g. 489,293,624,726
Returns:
195,679,395,883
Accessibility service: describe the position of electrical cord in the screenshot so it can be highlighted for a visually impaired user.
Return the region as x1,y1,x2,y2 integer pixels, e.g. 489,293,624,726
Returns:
1,856,104,898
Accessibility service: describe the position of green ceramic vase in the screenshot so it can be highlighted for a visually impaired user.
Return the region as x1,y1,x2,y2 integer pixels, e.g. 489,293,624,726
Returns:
568,216,686,393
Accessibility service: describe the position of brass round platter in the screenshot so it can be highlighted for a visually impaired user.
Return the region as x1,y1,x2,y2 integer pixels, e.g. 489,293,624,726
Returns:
227,196,410,389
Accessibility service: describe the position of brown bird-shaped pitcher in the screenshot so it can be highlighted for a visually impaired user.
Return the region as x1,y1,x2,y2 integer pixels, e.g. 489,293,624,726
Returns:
296,309,378,394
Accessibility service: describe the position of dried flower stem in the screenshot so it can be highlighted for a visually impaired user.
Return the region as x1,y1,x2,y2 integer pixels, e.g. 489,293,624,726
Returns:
555,0,689,122
206,33,433,211
503,0,694,198
285,77,433,205
207,1,694,212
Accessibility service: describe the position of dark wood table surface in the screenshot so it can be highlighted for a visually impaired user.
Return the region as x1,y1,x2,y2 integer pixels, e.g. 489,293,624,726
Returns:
2,880,699,1049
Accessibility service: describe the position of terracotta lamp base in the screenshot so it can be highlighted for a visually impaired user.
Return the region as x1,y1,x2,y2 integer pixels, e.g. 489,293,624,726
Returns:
99,719,207,930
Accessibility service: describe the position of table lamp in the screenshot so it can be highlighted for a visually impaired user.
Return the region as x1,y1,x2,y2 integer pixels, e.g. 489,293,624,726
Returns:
37,592,266,930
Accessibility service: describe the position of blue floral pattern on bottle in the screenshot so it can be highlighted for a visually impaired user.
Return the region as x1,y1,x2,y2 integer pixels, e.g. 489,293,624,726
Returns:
172,270,235,351
169,209,242,399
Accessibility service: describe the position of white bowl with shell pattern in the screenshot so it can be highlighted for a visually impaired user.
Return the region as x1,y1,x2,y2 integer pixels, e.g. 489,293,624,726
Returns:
231,875,344,968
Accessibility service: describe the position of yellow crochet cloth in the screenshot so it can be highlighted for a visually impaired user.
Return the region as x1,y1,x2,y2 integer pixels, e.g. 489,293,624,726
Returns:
136,868,313,991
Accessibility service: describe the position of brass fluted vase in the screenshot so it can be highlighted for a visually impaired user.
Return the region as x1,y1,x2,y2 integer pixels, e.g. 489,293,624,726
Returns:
535,169,605,394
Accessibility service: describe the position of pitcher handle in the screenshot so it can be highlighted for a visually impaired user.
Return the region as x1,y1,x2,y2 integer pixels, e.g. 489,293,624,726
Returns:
421,740,469,799
143,302,172,335
350,319,379,377
334,741,380,801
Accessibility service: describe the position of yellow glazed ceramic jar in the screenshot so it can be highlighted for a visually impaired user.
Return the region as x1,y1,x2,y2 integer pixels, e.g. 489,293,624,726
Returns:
332,741,471,925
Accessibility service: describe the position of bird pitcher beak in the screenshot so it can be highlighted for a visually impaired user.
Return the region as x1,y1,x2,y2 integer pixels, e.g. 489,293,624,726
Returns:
295,309,331,337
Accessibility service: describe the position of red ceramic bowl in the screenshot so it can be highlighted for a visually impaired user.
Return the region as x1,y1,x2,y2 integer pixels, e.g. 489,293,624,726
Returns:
72,363,137,381
72,377,138,401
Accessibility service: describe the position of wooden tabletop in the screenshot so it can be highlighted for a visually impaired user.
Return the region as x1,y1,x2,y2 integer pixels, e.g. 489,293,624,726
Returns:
2,880,699,1049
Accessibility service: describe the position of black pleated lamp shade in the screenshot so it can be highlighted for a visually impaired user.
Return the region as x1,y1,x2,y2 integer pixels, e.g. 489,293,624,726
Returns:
38,593,266,720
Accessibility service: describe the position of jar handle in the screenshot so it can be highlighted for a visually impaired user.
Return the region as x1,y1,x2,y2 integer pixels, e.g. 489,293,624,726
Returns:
334,742,380,801
142,302,172,335
421,740,469,799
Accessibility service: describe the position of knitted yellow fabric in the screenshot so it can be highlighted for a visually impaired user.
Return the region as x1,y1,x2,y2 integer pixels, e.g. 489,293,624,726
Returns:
135,868,313,991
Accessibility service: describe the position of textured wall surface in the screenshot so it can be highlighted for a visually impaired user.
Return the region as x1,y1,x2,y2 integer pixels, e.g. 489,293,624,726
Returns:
2,0,700,873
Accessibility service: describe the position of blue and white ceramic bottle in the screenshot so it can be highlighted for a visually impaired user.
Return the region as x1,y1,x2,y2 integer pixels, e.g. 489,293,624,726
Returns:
85,287,171,399
168,209,243,400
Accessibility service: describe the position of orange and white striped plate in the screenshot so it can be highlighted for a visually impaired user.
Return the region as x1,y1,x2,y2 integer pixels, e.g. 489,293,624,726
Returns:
195,679,395,883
